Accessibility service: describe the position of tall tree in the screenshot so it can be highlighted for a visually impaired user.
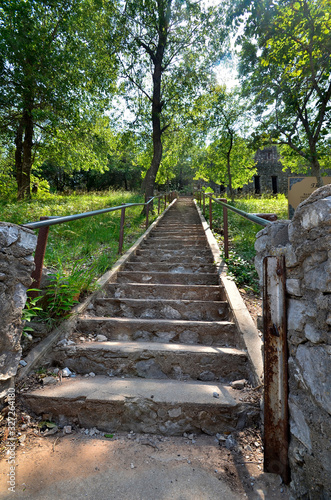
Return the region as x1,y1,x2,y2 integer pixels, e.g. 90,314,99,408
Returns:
117,0,225,208
0,0,118,199
193,86,256,200
233,0,331,184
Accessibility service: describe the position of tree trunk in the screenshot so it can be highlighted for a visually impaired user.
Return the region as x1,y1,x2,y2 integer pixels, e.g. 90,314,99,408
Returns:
310,149,322,187
17,109,33,200
15,122,24,198
142,0,171,215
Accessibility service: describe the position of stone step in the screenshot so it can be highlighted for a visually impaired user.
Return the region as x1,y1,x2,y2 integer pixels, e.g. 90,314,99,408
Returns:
151,229,205,235
92,298,229,321
51,341,249,382
148,234,206,241
116,271,219,285
131,253,214,264
141,240,208,249
107,283,225,301
122,262,216,274
23,376,259,435
76,317,240,347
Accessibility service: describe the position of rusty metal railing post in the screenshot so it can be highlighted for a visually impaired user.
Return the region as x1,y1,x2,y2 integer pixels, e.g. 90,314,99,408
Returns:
209,196,212,231
30,216,51,294
118,206,126,254
263,255,289,484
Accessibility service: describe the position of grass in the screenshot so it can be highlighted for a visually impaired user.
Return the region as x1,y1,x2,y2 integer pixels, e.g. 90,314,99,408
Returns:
204,193,288,293
0,190,160,322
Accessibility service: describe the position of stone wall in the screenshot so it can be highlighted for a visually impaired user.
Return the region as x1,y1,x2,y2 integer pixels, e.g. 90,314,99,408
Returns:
254,185,331,499
0,223,37,398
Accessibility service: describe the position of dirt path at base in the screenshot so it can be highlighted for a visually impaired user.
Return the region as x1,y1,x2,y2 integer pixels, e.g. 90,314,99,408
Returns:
0,430,290,500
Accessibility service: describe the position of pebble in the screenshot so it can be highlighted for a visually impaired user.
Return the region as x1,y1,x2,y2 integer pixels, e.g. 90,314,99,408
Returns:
42,376,57,386
225,435,238,450
96,334,108,342
57,339,68,346
19,360,27,367
89,372,96,377
79,337,85,342
63,426,72,434
130,463,135,469
213,392,219,398
231,379,247,390
67,340,76,346
62,367,72,377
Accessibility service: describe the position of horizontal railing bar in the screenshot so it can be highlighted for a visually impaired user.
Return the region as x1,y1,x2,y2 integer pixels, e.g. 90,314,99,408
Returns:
22,195,161,230
211,196,271,227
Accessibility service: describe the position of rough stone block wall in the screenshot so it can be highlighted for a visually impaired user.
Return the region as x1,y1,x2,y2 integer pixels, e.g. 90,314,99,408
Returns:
254,185,331,499
0,223,37,398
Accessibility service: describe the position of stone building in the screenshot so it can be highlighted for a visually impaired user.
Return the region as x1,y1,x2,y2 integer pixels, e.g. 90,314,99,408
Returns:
247,146,290,195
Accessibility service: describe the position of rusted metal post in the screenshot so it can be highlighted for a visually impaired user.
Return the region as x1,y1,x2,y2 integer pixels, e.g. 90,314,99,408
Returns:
30,216,51,293
263,255,289,484
209,196,212,230
146,202,149,229
199,191,202,208
203,192,205,215
219,198,229,260
118,206,126,254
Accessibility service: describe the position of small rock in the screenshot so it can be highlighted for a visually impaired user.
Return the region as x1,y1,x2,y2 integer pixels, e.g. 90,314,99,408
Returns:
19,360,27,367
62,367,72,377
245,445,253,452
130,463,135,469
85,429,89,435
57,339,68,347
96,334,107,342
213,392,220,398
63,426,72,434
79,337,85,341
84,374,89,378
42,376,57,386
67,340,76,346
18,434,26,443
188,434,194,440
225,435,238,450
89,372,96,377
231,379,247,390
43,426,58,436
53,368,60,374
216,433,226,442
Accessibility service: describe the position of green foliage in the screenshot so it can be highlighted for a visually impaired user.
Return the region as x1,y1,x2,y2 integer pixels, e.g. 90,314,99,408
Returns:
236,0,331,180
223,250,259,294
192,86,257,197
210,194,288,293
1,190,157,326
21,291,43,337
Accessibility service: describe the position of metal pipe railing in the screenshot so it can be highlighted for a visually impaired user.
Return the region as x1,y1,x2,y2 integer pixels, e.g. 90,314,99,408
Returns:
195,191,276,260
24,191,177,291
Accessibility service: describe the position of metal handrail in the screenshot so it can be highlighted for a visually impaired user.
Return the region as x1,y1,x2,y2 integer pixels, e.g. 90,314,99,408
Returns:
195,191,276,259
23,195,160,230
25,191,176,291
212,197,271,227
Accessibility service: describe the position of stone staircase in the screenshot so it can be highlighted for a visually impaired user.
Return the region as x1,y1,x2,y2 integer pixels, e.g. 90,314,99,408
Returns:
23,197,260,435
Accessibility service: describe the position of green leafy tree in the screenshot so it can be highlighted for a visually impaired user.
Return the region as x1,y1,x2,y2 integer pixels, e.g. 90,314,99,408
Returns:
234,0,331,184
193,86,256,200
117,0,225,209
0,0,118,199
